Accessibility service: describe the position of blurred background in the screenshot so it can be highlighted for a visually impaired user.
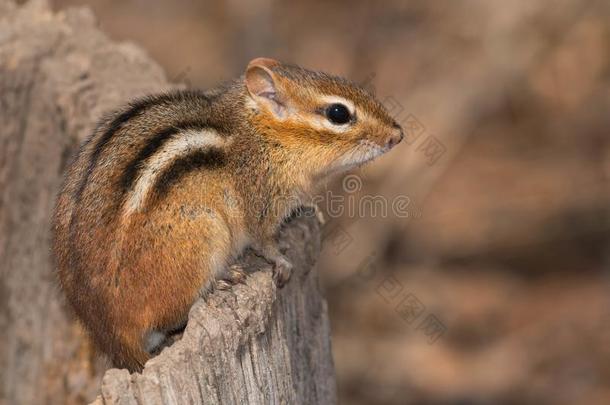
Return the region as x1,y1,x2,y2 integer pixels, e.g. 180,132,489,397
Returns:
40,0,610,403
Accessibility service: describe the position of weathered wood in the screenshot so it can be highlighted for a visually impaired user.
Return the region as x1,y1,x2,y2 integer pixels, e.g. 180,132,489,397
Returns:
92,215,335,405
0,1,336,404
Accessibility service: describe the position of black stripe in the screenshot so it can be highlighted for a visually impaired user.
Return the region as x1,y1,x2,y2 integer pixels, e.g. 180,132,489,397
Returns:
151,148,227,203
119,120,216,194
66,90,212,279
73,90,207,204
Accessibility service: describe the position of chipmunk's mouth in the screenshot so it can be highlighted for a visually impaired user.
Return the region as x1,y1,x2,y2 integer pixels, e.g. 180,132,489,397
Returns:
319,140,389,178
341,140,388,167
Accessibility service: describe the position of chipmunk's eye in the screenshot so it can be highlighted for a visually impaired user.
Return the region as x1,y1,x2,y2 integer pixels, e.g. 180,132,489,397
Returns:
325,103,352,125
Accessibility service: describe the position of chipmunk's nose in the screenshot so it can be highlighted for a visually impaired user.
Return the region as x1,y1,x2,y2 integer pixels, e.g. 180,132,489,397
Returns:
386,124,404,149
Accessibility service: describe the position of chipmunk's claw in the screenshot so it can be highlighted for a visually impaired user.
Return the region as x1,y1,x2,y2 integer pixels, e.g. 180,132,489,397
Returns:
227,264,247,283
216,279,232,290
217,264,247,290
272,256,293,288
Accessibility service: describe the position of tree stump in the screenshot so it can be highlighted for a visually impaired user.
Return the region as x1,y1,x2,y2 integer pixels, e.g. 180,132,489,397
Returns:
0,1,336,403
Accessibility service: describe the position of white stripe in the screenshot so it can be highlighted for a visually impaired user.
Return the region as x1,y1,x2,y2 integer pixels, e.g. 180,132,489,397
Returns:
123,129,225,216
318,95,356,115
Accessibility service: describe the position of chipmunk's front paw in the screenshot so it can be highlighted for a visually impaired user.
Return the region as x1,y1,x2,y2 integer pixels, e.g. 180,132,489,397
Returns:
272,256,293,288
252,242,293,287
217,264,247,290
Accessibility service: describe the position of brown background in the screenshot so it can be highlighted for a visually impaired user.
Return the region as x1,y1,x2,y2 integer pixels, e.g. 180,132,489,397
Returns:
11,0,610,403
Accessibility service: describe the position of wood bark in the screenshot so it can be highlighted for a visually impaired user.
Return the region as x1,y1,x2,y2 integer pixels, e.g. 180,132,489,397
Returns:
91,215,334,405
0,1,336,403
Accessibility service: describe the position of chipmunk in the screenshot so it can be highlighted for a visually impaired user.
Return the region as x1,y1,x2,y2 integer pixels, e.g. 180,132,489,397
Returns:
52,57,403,372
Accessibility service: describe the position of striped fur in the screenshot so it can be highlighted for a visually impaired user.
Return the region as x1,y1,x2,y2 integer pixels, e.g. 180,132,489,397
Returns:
53,58,403,372
74,91,210,206
122,128,227,217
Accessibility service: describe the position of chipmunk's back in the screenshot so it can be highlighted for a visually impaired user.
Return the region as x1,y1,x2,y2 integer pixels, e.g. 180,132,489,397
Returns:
53,89,244,370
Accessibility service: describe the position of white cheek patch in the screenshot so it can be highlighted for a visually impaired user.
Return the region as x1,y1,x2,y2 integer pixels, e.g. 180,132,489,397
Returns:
319,117,351,133
302,114,351,133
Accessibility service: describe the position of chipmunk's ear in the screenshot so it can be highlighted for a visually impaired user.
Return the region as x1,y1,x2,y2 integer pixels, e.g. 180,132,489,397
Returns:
245,58,286,118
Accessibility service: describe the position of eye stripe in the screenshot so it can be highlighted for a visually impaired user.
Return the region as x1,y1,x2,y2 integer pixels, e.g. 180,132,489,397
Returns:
318,95,356,115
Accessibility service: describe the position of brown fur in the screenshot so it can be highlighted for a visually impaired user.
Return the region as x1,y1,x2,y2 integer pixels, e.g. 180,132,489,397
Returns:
52,58,403,371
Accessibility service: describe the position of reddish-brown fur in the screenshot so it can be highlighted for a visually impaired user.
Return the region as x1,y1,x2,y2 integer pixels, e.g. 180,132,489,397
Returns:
52,58,403,371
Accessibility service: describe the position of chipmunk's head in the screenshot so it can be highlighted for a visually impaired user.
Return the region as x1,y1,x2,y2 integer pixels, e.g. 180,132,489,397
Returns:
244,57,403,180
